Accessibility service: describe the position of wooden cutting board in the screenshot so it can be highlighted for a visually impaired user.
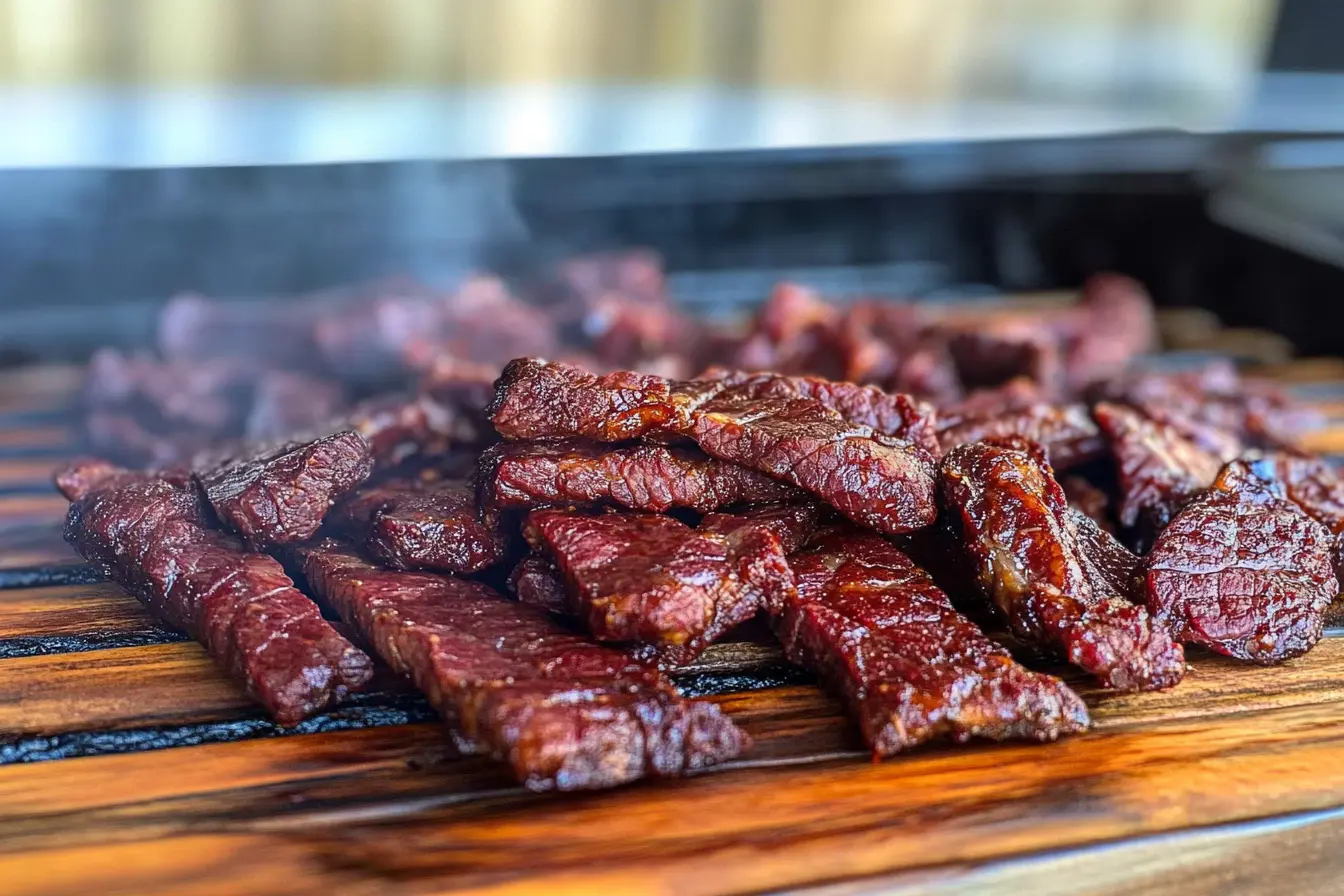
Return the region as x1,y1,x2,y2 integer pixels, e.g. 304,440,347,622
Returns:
3,341,1344,896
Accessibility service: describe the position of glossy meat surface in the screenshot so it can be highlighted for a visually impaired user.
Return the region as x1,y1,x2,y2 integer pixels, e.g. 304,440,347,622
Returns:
1094,402,1222,533
297,541,747,790
489,359,938,534
775,530,1089,754
939,401,1103,470
195,431,374,548
940,441,1184,691
56,461,373,725
509,554,570,615
524,508,797,665
1144,460,1337,663
478,440,803,513
331,477,508,573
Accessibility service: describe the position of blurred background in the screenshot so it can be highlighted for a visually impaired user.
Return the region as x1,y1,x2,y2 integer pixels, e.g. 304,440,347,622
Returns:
2,0,1344,358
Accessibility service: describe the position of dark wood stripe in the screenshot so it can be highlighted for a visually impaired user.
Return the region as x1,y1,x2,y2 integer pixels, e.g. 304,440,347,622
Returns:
0,565,103,590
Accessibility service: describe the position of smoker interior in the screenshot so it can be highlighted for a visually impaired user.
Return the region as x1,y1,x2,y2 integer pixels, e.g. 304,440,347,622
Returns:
6,134,1344,364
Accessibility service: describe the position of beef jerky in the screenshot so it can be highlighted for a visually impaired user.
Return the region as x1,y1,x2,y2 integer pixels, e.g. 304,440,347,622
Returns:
700,368,941,456
196,431,374,549
84,410,216,468
940,440,1184,691
158,292,325,370
404,275,559,369
946,323,1062,395
524,508,798,665
1061,475,1113,529
244,372,345,442
729,282,843,378
478,440,805,514
773,529,1089,755
84,348,257,433
344,394,467,465
1144,459,1336,663
312,281,451,386
1071,508,1141,603
331,477,508,573
509,554,570,615
297,541,747,790
56,461,373,725
489,360,938,535
1063,273,1156,392
1094,361,1318,458
1094,402,1222,532
938,402,1103,470
1247,453,1344,555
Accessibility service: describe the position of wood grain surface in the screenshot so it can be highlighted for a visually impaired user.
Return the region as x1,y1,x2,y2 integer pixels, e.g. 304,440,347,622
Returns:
2,349,1344,895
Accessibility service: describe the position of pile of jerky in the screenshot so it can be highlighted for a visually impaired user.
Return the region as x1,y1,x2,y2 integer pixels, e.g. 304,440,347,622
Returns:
56,251,1341,793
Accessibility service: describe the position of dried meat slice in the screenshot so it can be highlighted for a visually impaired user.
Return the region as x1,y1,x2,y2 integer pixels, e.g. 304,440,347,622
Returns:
1144,460,1337,664
509,553,570,615
489,360,938,535
524,508,799,665
699,368,941,456
56,461,373,725
195,431,374,549
297,541,748,790
477,440,805,514
939,402,1104,470
940,440,1184,691
773,529,1089,754
1093,402,1222,533
687,393,937,535
331,477,508,573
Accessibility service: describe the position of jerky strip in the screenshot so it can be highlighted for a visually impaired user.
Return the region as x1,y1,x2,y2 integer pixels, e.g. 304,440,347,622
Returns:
331,477,507,573
489,360,938,535
56,461,373,725
774,529,1089,754
524,508,804,665
195,430,374,549
478,440,804,513
297,541,748,791
940,441,1184,691
1094,402,1222,533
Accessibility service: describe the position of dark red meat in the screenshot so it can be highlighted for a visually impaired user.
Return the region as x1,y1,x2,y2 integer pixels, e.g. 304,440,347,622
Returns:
524,508,798,665
1144,460,1337,663
56,461,373,725
1063,273,1157,392
297,541,747,790
1071,508,1140,603
489,360,938,535
1061,475,1114,531
195,431,374,549
478,440,805,514
729,282,844,378
509,554,570,615
1094,402,1223,533
244,371,345,442
158,292,325,370
1095,361,1320,457
699,368,940,456
939,401,1103,470
774,529,1089,754
946,323,1062,395
940,440,1184,691
331,477,508,573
